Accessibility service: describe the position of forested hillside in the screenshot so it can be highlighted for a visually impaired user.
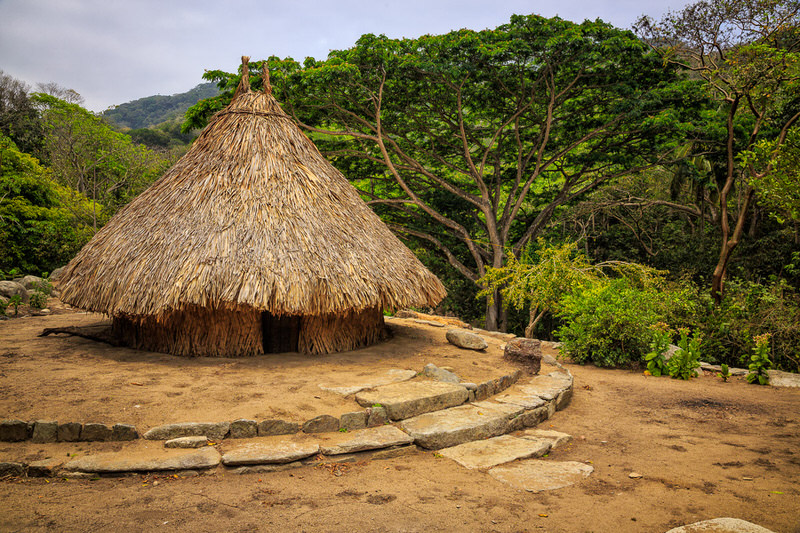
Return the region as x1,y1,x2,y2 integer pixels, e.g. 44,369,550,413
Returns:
103,82,219,129
2,0,798,375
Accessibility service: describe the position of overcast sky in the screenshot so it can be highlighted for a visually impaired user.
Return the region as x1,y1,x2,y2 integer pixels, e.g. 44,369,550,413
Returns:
0,0,691,112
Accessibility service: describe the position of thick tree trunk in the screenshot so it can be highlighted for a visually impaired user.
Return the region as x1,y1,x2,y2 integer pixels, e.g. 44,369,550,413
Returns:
485,289,507,332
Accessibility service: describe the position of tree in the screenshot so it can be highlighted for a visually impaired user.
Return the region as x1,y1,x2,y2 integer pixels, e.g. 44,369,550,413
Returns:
0,70,43,156
186,15,686,330
33,94,173,229
636,0,800,303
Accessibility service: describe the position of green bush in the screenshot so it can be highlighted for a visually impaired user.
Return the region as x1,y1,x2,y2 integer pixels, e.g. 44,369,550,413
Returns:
645,322,671,376
666,328,702,380
557,278,677,367
746,333,772,385
28,290,48,309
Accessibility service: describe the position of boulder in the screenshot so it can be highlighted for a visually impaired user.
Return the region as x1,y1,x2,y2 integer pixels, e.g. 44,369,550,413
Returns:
445,329,488,351
49,266,66,281
19,275,44,291
0,280,28,304
32,420,58,443
504,338,543,374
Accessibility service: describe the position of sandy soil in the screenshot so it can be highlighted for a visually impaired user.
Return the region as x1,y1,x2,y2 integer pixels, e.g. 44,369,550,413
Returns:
1,306,799,533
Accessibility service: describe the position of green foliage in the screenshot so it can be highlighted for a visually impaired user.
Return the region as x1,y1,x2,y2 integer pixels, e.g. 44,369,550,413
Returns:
742,125,800,223
0,133,95,273
104,83,219,130
747,333,773,385
8,294,21,315
718,363,731,382
479,239,666,337
666,328,702,380
556,277,683,367
0,297,8,316
28,290,47,309
645,323,672,377
686,278,800,373
0,70,44,156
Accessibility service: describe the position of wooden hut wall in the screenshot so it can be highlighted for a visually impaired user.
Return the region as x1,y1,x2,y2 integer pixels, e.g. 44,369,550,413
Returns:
112,305,263,357
298,307,386,355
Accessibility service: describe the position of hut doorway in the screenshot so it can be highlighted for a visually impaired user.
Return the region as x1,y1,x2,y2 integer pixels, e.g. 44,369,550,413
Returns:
261,312,301,353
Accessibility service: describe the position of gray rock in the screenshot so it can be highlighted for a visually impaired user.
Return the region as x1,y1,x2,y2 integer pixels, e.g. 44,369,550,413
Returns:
27,457,64,477
222,441,319,466
143,422,230,441
111,424,138,441
339,411,368,431
445,329,488,350
257,419,300,436
519,429,572,449
32,420,58,443
664,518,776,533
399,401,523,449
0,280,28,304
229,419,257,438
63,447,221,473
489,459,593,492
504,338,543,374
460,382,477,391
439,435,551,469
422,363,460,383
19,275,44,291
227,462,305,474
0,462,25,476
514,372,573,402
366,406,389,427
318,369,417,396
766,369,800,387
57,422,82,442
664,344,680,360
0,419,29,442
356,381,470,421
49,266,65,281
509,406,550,431
302,415,339,434
80,423,112,442
319,426,414,455
165,436,208,449
494,389,547,410
555,388,573,411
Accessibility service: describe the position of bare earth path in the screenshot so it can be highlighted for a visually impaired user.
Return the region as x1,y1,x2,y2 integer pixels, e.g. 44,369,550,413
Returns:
1,310,799,532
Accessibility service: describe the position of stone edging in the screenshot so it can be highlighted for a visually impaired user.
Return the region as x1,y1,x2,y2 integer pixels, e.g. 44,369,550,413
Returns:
0,367,523,444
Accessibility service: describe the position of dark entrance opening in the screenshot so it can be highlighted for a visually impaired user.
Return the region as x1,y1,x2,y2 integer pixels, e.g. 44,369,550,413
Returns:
261,312,301,353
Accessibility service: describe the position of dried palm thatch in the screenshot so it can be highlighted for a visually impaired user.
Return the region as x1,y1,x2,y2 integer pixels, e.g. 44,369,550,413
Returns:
58,57,446,356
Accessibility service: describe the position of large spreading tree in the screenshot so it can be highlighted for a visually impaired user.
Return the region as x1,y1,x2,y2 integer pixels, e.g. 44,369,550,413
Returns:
186,15,688,329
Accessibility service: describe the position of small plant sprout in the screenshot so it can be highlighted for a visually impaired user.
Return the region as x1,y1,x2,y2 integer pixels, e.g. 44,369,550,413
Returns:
718,363,732,382
644,322,671,377
666,328,702,380
9,294,22,315
747,333,772,385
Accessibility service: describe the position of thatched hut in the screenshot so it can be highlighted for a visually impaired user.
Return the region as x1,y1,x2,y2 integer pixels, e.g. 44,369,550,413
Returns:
57,57,446,356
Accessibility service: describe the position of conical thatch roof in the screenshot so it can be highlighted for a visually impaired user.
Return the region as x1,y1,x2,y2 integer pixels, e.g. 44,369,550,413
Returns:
58,57,446,320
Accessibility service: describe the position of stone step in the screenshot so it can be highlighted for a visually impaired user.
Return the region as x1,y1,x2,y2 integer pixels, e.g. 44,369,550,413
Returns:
488,459,594,492
221,439,319,466
438,434,552,469
355,381,470,421
398,401,523,449
62,446,220,473
317,425,414,455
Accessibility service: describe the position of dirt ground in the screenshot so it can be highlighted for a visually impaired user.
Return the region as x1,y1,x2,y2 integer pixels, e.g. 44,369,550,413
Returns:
1,306,799,533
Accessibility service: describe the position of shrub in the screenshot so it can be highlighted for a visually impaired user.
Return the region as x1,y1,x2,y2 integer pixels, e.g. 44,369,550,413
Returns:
645,322,671,376
666,328,702,380
746,333,772,385
557,278,668,367
28,290,48,309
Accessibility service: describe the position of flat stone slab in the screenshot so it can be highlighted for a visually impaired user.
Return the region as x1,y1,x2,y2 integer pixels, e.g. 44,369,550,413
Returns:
221,440,319,466
767,369,800,388
514,372,573,402
165,436,208,449
355,381,469,420
399,401,523,449
438,435,551,469
489,459,593,492
318,426,414,455
519,429,572,449
63,447,221,473
318,369,417,396
494,389,547,409
143,422,230,441
665,518,776,533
